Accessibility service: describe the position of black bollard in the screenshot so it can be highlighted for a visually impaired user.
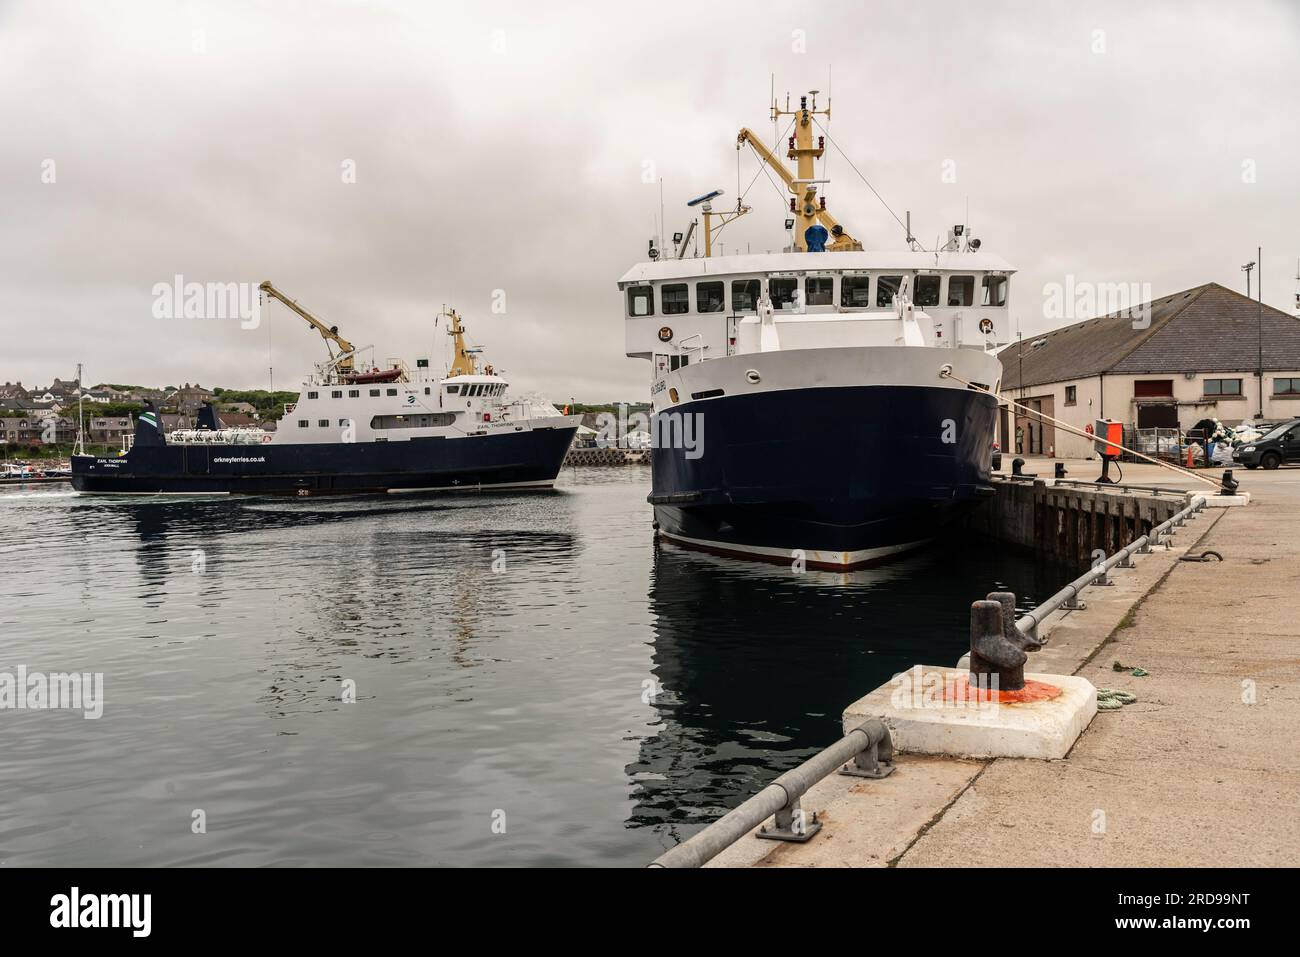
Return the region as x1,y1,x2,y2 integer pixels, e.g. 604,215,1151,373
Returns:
969,599,1028,692
987,590,1043,653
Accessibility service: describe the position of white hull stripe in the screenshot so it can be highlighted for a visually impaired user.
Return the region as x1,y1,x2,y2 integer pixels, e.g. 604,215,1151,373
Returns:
657,529,931,567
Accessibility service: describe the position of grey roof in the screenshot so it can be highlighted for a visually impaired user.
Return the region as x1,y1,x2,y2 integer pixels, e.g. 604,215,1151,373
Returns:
999,283,1300,390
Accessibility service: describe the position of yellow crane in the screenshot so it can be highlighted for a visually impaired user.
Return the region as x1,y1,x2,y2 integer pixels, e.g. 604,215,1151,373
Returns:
258,280,357,374
735,92,862,254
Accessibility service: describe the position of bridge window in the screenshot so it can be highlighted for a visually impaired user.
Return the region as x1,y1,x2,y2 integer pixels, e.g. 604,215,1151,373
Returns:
841,275,871,307
915,275,941,307
697,281,724,313
446,385,460,394
371,413,455,429
769,277,798,309
627,285,654,317
731,279,761,311
948,275,975,307
662,284,689,315
982,275,1008,307
805,276,834,306
877,275,903,307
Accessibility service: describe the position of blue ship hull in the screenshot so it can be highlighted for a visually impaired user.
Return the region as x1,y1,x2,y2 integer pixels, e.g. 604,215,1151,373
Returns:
649,384,997,568
70,426,577,495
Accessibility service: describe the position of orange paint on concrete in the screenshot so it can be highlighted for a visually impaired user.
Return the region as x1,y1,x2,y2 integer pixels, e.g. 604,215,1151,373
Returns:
941,676,1063,705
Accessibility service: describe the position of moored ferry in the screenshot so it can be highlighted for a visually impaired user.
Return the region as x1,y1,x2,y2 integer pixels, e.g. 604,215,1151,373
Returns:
620,91,1014,569
71,283,578,495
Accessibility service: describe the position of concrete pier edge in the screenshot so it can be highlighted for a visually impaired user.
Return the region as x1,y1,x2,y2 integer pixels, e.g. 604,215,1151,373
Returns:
707,472,1247,868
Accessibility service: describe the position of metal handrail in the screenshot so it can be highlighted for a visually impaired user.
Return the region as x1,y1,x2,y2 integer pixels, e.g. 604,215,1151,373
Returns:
1049,478,1191,497
649,719,893,868
1013,495,1207,641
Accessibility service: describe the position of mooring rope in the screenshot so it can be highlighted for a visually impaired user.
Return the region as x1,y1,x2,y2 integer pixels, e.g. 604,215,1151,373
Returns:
1097,688,1137,710
938,365,1224,491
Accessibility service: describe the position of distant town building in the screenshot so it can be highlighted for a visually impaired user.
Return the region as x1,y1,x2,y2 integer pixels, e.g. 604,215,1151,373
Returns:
88,416,134,444
998,283,1300,458
219,401,258,416
1,415,76,446
167,383,215,412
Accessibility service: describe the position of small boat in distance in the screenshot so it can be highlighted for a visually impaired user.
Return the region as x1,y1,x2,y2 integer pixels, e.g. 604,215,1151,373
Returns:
70,282,579,495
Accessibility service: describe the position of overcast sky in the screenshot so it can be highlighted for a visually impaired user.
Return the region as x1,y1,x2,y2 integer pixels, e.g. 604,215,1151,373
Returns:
3,0,1298,401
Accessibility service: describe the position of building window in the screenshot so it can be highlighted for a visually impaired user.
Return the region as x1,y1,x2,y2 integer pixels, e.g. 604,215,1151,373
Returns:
769,277,798,309
731,279,761,311
1204,378,1243,397
386,388,398,396
369,389,380,397
424,387,431,395
371,413,455,429
948,275,975,307
1272,378,1300,396
805,276,834,306
318,419,329,427
914,275,941,307
1064,385,1077,406
877,275,903,307
297,420,308,428
348,389,359,398
662,284,689,315
307,391,318,399
627,285,653,317
331,390,342,398
841,275,871,307
982,275,1008,307
697,281,724,313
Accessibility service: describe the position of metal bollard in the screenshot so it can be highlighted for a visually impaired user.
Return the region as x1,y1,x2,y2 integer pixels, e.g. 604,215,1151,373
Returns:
988,591,1042,652
970,599,1028,692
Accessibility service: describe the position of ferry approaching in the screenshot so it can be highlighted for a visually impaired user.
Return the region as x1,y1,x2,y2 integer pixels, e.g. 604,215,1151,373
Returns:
71,282,579,495
619,91,1014,569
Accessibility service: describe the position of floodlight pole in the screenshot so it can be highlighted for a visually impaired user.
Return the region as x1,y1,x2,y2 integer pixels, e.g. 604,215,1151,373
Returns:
1257,246,1264,418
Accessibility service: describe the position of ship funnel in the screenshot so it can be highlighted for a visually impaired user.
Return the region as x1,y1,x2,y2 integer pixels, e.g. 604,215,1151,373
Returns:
134,401,167,447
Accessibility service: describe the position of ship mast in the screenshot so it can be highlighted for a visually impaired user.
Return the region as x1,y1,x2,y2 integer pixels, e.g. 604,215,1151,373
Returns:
440,308,477,377
735,91,861,254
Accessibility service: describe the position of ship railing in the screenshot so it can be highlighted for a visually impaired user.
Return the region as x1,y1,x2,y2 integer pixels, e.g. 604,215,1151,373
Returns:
679,333,707,365
168,428,270,446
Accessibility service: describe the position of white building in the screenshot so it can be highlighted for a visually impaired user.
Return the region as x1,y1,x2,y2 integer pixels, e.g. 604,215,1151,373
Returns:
998,283,1300,458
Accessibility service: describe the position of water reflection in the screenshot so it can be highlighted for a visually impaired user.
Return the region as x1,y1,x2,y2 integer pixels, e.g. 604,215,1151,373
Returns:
628,534,1068,849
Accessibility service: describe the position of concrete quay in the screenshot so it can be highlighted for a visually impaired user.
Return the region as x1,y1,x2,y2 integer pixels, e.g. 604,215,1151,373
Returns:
709,459,1300,868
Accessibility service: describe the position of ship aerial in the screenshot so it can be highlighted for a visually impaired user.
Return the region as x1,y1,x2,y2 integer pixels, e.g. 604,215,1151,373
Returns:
71,282,579,495
619,90,1014,569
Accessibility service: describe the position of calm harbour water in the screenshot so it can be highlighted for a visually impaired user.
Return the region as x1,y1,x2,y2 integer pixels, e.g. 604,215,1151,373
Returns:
0,469,1070,867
